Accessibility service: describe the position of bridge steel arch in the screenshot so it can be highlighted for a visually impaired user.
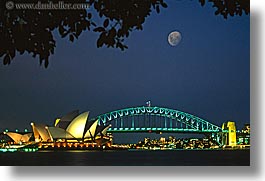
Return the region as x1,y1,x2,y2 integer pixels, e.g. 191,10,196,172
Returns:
92,106,222,134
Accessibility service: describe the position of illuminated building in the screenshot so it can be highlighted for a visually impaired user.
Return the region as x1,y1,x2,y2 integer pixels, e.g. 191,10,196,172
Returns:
31,123,52,142
237,123,250,145
31,111,111,145
160,137,166,144
4,132,32,144
54,110,79,129
221,121,237,146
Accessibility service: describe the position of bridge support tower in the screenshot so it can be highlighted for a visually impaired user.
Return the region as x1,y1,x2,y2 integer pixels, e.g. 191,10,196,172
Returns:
221,121,237,146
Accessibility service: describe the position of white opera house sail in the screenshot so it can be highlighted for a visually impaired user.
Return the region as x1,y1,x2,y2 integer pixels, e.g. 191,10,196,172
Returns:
30,110,111,144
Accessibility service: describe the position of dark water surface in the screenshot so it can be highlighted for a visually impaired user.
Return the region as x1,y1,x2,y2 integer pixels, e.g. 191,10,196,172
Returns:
0,149,250,166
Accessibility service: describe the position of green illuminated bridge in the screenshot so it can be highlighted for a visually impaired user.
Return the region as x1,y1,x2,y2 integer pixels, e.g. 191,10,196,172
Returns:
91,106,222,134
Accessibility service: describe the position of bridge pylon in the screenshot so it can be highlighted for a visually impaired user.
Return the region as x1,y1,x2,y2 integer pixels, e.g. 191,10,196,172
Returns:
221,121,237,147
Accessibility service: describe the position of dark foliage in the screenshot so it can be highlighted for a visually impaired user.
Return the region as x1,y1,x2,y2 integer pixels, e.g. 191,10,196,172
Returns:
0,0,249,67
199,0,249,18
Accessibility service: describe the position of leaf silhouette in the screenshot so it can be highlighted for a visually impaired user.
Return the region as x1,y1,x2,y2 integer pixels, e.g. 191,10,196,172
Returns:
0,0,249,68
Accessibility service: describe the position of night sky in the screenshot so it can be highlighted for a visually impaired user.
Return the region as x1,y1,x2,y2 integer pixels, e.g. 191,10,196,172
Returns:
0,1,249,133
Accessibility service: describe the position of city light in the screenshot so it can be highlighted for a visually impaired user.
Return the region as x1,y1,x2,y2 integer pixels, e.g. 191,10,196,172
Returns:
0,106,250,153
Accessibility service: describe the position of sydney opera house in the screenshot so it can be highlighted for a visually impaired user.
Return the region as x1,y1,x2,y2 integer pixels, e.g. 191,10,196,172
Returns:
3,110,112,149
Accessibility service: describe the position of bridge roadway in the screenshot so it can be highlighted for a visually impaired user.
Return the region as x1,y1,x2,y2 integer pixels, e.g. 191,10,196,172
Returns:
107,127,220,134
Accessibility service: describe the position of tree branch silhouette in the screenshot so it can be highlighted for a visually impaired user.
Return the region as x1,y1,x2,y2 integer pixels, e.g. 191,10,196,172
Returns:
0,0,249,68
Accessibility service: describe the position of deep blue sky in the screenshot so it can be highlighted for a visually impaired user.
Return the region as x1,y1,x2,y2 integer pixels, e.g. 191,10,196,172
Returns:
0,1,249,132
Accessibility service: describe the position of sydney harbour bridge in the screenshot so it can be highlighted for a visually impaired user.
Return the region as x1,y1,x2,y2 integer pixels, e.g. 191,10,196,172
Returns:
90,106,223,134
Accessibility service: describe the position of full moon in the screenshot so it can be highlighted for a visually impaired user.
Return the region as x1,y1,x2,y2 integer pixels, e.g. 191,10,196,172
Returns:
168,31,182,46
